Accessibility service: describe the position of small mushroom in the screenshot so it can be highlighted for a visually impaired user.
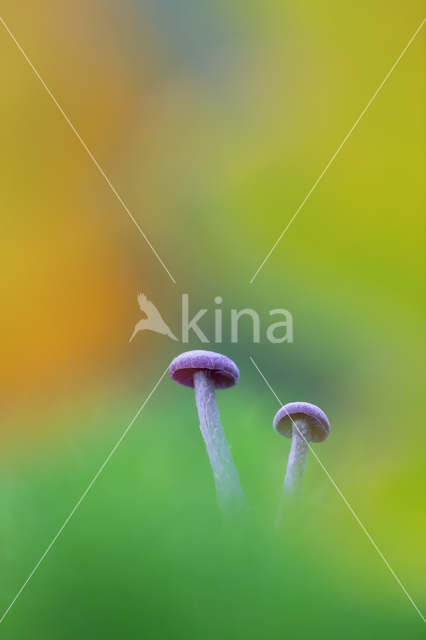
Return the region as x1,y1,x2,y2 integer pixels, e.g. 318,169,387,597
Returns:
170,350,247,524
273,402,330,502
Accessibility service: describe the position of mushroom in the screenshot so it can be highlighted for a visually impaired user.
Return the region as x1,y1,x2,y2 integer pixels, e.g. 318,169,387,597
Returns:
170,350,247,524
273,402,330,503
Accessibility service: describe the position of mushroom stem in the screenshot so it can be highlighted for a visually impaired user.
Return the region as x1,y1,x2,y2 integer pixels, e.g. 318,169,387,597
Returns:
274,420,310,532
193,371,247,523
283,419,310,499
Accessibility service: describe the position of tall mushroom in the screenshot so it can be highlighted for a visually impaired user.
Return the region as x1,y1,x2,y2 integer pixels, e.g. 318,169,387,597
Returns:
273,402,330,511
170,350,247,525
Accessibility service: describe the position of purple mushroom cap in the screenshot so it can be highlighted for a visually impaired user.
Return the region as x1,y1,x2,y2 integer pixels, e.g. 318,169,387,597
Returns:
273,402,330,443
169,350,239,389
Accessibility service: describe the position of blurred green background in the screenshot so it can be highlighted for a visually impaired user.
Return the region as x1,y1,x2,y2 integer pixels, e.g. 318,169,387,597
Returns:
0,1,425,638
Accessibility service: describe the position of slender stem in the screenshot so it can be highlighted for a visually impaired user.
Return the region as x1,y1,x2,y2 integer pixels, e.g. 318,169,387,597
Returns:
283,419,310,499
274,419,310,531
193,371,247,524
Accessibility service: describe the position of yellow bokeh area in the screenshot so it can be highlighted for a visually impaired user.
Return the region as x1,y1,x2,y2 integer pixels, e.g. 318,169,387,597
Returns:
0,1,425,638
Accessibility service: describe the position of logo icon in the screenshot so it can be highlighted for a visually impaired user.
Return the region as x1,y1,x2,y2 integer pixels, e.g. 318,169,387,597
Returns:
129,294,179,342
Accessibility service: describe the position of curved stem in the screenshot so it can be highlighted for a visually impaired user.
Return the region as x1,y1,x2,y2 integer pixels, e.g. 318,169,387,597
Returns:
283,419,310,499
193,371,247,525
274,419,310,531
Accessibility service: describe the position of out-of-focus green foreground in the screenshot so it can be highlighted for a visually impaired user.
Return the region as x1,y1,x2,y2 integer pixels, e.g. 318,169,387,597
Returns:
0,1,425,638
